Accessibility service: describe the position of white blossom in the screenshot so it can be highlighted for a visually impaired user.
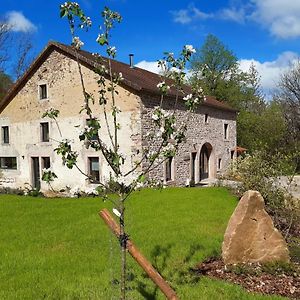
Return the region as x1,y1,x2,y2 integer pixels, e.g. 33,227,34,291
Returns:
183,94,193,101
72,36,84,49
157,81,170,93
85,17,92,27
152,113,159,121
107,46,117,56
163,111,171,118
157,81,165,89
170,67,181,74
184,45,196,54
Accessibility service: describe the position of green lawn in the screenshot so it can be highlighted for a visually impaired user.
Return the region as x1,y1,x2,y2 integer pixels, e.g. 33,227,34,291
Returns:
0,187,285,300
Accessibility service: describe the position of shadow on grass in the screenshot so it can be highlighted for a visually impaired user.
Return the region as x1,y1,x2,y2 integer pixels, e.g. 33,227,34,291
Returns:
134,243,204,300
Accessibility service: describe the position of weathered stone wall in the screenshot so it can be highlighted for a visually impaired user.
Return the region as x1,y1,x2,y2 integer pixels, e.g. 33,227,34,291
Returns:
0,49,142,191
140,94,236,186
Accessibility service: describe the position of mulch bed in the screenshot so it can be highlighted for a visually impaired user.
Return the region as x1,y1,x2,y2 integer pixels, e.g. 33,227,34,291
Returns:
192,258,300,299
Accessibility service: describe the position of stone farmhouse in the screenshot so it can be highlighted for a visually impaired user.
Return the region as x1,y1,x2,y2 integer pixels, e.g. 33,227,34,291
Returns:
0,42,236,192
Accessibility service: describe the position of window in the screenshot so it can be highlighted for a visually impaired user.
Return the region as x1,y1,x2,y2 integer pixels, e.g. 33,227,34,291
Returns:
39,84,48,100
40,122,49,142
165,157,173,182
218,158,222,170
2,126,9,144
0,157,17,169
42,157,51,169
204,114,208,124
224,123,228,139
88,157,100,183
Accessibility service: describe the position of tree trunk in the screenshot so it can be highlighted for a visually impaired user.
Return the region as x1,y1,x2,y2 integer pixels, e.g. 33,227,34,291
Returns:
120,199,126,300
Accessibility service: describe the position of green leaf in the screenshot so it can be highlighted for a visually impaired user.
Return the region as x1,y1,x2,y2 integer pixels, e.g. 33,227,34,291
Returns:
138,175,146,183
60,8,67,18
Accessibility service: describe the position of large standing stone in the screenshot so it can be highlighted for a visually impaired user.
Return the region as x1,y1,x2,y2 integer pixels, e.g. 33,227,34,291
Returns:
222,190,290,265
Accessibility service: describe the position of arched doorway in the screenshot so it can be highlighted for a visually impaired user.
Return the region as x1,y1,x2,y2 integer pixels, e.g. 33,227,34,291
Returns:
199,143,212,181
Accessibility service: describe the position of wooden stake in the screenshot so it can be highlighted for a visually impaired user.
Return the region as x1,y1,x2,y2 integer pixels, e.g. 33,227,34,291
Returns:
99,208,179,300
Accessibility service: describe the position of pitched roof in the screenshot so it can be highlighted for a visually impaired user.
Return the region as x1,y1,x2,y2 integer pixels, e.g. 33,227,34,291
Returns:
0,41,236,113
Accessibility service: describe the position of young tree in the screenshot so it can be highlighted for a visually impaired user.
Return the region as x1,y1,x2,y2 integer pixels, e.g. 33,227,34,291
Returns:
42,2,204,299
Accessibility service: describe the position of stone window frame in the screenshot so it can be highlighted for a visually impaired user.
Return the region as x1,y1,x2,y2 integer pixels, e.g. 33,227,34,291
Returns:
38,81,49,101
40,122,50,142
0,157,17,170
204,113,209,124
223,123,229,140
1,126,9,144
87,156,100,184
164,156,175,182
218,158,222,170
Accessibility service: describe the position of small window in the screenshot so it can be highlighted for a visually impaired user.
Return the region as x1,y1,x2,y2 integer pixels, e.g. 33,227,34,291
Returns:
0,157,17,169
165,157,174,182
224,123,228,139
39,84,48,100
204,114,208,124
40,122,49,142
2,126,9,144
88,157,100,183
42,157,51,169
218,158,222,170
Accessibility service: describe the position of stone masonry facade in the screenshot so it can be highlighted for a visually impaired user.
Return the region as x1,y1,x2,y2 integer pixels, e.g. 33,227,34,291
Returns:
140,94,236,186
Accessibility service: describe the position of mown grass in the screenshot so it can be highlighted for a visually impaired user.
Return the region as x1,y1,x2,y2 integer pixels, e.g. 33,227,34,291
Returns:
0,187,285,299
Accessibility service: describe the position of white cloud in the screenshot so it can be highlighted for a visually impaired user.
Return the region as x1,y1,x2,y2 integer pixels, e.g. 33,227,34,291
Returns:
171,9,193,25
250,0,300,38
6,11,37,33
239,51,299,95
135,60,162,74
172,1,300,39
219,7,246,24
171,4,212,25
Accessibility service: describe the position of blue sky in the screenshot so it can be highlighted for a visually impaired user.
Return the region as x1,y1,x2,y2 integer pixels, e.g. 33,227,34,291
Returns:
2,0,300,95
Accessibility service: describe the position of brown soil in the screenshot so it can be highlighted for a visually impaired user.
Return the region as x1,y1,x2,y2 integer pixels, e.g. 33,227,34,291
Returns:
192,258,300,299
